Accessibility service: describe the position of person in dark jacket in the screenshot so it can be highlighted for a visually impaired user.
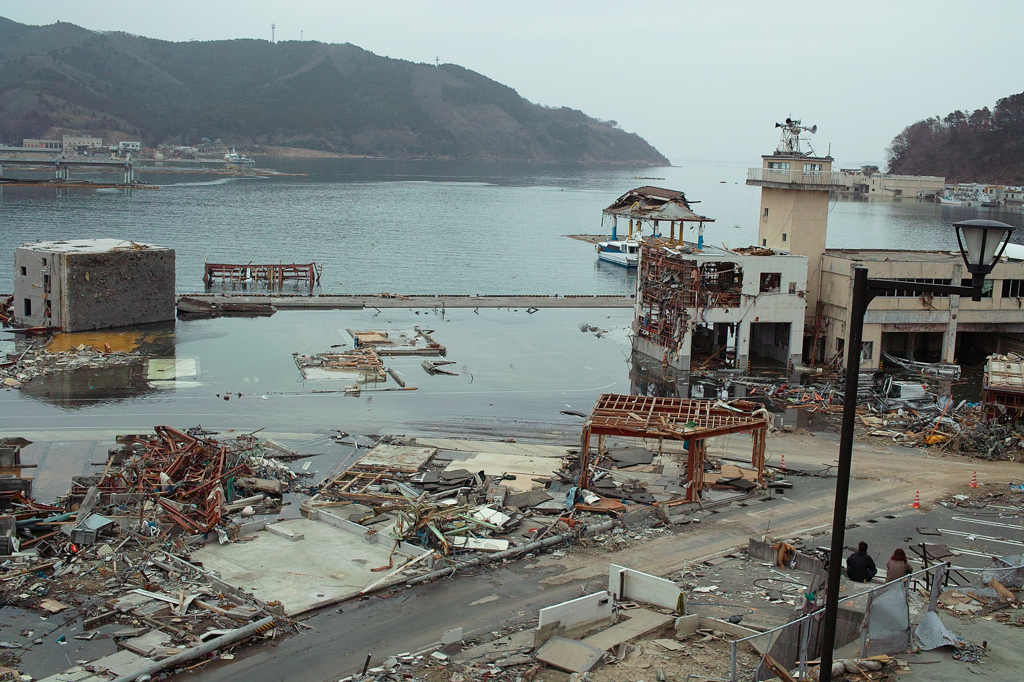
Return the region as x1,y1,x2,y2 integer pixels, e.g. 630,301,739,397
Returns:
846,541,877,582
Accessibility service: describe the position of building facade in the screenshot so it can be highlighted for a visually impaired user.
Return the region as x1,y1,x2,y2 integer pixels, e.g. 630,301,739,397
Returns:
817,250,1024,369
13,239,175,332
22,139,63,150
838,169,945,200
62,135,104,153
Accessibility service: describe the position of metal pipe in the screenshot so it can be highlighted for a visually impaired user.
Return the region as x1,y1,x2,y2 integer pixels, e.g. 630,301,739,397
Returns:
406,519,618,586
109,615,275,682
819,265,870,682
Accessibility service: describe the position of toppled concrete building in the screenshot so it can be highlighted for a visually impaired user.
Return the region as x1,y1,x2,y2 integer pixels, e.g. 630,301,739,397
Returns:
632,238,807,371
12,239,175,331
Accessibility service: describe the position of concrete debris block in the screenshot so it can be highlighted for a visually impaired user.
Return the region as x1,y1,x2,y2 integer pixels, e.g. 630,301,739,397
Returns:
2,378,22,388
383,656,399,669
265,523,305,542
535,636,606,673
651,638,683,651
430,651,450,662
495,654,534,668
674,614,699,638
953,602,982,614
441,627,464,645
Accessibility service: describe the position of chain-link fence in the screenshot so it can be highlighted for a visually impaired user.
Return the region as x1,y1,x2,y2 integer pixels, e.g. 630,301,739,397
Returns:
729,564,943,681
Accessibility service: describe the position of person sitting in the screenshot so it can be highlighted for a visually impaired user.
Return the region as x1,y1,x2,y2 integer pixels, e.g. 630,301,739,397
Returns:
886,548,913,582
846,541,877,582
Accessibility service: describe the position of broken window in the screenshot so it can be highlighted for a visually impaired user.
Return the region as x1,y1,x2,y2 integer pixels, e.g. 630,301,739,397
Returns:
23,298,31,317
861,341,873,362
789,282,797,294
759,272,782,293
782,233,787,242
20,266,27,276
1000,279,1024,298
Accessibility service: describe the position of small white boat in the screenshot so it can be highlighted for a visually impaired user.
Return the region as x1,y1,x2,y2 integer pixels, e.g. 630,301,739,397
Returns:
596,239,639,267
939,192,984,206
224,148,256,165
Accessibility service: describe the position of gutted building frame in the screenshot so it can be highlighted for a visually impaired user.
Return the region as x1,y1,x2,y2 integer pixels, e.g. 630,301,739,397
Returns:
579,394,768,503
632,238,807,371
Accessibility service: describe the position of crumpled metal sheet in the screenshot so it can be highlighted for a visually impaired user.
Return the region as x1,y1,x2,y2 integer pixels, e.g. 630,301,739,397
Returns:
980,555,1024,588
914,610,961,650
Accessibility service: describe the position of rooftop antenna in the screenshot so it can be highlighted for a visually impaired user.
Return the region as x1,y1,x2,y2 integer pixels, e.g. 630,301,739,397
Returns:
301,30,303,41
774,117,817,156
435,56,439,68
271,23,276,43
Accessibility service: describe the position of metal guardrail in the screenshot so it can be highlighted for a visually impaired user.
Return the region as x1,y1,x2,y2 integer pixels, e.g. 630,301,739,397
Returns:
746,168,848,187
728,563,944,681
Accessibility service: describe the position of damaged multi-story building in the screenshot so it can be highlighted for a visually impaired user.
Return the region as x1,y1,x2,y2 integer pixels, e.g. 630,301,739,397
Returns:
619,187,807,372
745,119,1024,369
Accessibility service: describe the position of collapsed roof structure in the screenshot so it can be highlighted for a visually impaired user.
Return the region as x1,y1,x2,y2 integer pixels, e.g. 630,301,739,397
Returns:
602,186,714,243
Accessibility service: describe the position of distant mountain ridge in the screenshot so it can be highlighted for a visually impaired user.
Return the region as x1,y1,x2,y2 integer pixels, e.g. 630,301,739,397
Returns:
0,17,668,164
886,91,1024,184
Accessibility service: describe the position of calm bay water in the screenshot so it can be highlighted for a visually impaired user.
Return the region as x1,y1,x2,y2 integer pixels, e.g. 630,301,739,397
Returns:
1,157,1023,295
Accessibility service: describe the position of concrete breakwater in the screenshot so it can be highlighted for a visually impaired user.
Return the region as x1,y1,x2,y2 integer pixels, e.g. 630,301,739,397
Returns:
177,293,634,309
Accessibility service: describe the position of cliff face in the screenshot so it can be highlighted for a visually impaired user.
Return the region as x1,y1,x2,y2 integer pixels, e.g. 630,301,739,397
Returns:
886,91,1024,184
0,17,668,164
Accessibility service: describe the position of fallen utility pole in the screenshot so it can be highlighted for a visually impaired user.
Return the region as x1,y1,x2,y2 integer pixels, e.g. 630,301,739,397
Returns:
109,616,276,682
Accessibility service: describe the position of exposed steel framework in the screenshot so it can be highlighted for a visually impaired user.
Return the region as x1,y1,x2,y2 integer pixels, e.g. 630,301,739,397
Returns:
203,262,322,289
579,394,767,502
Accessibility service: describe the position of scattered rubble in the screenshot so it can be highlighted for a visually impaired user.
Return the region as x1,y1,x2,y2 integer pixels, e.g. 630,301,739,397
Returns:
1,337,141,390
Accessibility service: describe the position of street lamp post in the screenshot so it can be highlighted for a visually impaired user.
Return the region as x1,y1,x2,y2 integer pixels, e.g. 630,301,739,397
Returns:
817,219,1014,682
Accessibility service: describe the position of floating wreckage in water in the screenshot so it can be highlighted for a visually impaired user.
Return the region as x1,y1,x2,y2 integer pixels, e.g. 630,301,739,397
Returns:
176,296,277,316
882,352,961,379
422,359,458,376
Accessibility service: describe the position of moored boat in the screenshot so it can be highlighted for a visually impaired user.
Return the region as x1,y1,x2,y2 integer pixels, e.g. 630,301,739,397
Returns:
596,239,639,267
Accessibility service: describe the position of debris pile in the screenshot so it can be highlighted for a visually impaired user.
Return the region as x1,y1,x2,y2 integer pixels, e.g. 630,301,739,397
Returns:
0,338,141,390
0,427,322,679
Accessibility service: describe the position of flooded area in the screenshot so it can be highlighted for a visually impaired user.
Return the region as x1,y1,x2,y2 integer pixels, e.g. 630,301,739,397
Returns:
1,308,636,501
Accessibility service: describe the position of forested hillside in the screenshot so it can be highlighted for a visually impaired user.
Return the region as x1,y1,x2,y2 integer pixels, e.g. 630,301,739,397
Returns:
886,92,1024,183
0,17,667,163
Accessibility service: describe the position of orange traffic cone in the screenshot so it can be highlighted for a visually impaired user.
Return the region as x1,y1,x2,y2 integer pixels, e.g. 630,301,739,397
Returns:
780,453,786,470
970,471,978,488
911,491,921,509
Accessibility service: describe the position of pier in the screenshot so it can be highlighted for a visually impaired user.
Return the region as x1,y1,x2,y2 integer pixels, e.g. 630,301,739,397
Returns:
0,153,136,185
177,293,634,309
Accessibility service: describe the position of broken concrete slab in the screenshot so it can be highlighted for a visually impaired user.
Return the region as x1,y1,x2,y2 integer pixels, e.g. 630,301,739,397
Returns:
192,516,415,615
505,490,555,509
535,636,606,673
536,591,614,647
674,614,699,637
265,523,305,542
580,608,673,651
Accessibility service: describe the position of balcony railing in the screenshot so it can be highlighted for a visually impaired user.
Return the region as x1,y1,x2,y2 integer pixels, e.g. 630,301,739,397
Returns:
747,168,848,187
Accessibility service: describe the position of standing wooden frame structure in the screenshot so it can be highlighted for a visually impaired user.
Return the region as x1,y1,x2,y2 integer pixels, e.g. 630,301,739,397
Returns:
579,394,768,502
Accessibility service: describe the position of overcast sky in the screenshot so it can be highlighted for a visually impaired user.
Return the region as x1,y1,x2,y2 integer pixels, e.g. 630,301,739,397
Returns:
2,1,1022,165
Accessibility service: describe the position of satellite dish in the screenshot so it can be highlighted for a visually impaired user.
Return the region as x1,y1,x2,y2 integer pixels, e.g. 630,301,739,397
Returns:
809,125,818,134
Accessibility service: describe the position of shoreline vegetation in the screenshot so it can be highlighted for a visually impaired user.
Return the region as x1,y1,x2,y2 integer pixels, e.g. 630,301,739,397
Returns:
0,17,667,165
886,90,1024,184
